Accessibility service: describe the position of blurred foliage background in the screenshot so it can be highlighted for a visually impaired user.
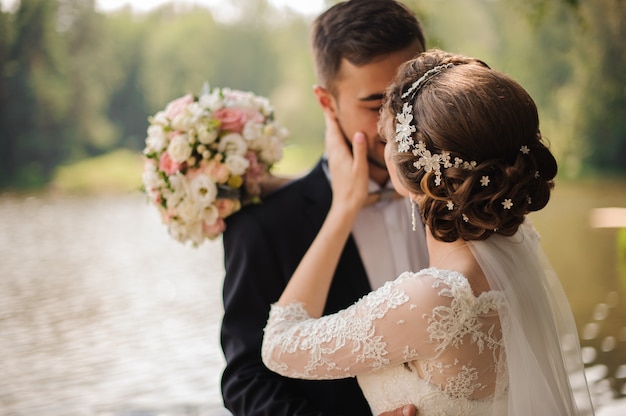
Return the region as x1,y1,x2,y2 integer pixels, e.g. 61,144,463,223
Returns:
0,0,624,192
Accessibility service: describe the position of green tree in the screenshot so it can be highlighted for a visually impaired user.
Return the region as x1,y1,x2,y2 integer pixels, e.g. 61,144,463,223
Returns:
0,9,14,186
0,0,70,188
100,8,151,151
257,9,320,164
58,0,121,158
575,0,626,175
139,3,281,112
412,0,626,177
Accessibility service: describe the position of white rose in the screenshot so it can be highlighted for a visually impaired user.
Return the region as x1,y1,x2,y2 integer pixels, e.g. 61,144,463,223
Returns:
199,91,224,112
275,125,289,141
190,173,218,207
186,102,206,123
176,197,203,223
260,136,284,164
167,221,188,243
151,111,169,126
218,133,247,156
142,168,163,195
168,219,203,245
171,113,195,131
167,133,192,163
186,221,205,246
242,121,263,142
223,89,256,112
197,127,219,144
145,125,168,153
201,204,220,226
263,123,289,142
253,96,272,116
225,154,250,176
164,172,187,208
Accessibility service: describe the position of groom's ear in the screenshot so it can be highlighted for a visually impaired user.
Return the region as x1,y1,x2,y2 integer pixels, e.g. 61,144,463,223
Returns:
313,85,337,116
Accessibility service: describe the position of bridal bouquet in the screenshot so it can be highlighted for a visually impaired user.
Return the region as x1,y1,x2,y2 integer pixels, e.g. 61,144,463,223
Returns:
142,84,288,246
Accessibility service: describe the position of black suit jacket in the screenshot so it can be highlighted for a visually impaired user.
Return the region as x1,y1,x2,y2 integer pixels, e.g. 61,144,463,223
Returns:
220,160,374,416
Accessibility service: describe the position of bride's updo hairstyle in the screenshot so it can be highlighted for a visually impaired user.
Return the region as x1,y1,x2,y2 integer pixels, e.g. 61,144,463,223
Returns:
382,49,557,242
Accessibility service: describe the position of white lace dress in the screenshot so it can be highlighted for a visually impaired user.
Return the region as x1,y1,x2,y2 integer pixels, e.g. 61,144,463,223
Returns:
262,267,508,415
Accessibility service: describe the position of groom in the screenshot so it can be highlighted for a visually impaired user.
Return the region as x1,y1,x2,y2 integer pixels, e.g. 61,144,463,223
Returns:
220,1,429,414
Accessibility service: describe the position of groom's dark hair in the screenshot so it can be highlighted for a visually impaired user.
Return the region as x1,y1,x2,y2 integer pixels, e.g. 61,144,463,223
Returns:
311,0,426,94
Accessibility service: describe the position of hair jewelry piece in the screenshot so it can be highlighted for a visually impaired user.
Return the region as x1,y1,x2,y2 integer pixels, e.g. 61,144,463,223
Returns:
410,198,417,231
395,63,477,186
401,63,456,100
395,64,455,153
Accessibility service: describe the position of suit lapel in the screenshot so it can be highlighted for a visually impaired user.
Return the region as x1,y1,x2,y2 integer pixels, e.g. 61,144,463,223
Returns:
300,161,372,313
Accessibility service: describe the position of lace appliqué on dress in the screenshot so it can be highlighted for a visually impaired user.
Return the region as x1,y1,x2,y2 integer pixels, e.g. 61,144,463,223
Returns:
262,268,508,414
418,268,505,400
262,277,410,379
427,268,503,353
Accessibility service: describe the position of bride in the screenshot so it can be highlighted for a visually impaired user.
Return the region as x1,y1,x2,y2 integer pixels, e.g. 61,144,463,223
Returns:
261,49,594,415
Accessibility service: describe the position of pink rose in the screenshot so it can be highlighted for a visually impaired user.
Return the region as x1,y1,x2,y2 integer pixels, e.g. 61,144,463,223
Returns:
203,217,226,238
214,108,263,133
205,159,230,184
185,166,201,180
164,94,194,119
159,152,182,175
187,156,214,179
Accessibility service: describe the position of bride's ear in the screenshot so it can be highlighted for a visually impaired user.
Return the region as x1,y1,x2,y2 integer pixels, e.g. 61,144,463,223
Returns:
313,85,337,116
409,192,422,204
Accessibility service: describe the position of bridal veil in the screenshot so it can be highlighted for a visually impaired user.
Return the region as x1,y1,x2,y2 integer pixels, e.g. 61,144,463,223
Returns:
468,220,595,415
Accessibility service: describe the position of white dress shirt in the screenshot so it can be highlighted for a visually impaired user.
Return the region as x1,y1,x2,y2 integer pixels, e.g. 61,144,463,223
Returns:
323,160,429,290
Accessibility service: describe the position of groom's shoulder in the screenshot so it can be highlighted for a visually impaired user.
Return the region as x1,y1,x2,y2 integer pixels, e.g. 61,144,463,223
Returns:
229,160,327,222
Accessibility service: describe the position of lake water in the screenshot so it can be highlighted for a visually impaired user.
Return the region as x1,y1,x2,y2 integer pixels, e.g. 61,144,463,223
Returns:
1,189,625,415
0,192,229,415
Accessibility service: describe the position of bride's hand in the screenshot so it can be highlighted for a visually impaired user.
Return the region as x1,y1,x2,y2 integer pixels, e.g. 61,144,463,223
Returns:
323,108,369,213
273,109,369,316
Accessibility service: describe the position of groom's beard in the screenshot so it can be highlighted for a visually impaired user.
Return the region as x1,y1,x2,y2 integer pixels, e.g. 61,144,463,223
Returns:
336,122,388,171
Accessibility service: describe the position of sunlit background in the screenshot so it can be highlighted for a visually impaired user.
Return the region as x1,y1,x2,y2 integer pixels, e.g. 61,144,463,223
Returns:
0,0,625,415
1,0,325,13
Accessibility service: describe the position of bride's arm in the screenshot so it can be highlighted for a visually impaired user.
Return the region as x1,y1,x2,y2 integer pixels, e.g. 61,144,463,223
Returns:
262,270,439,379
275,108,369,318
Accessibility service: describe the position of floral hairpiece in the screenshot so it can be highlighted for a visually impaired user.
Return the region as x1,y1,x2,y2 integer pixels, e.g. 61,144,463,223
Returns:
395,63,476,186
401,63,455,100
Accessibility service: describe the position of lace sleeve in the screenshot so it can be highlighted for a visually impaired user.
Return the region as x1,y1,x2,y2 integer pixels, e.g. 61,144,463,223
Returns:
261,272,447,380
